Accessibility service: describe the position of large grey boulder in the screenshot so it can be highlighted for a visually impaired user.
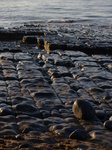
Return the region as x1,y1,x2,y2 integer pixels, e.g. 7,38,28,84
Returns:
72,99,95,120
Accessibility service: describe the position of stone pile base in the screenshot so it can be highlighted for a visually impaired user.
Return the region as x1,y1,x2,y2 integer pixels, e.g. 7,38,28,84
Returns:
0,22,112,149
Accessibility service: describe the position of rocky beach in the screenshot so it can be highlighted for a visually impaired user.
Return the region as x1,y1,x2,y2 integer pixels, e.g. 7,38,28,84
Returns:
0,22,112,149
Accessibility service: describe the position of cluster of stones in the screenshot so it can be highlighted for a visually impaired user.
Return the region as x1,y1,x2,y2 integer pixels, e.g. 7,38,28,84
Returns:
0,22,112,149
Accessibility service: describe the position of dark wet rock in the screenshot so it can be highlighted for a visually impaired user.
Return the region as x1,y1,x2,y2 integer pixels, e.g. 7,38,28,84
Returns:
70,82,81,91
37,37,44,49
65,117,77,123
22,36,37,44
43,62,54,69
9,48,22,52
19,143,32,148
0,97,7,103
49,124,65,132
0,140,5,144
65,50,87,57
40,110,50,118
0,92,7,98
26,131,42,137
0,30,25,40
12,96,34,105
25,137,44,143
42,53,54,63
0,115,16,122
62,125,78,135
90,70,112,80
77,77,96,90
15,134,24,140
3,69,18,80
89,130,107,140
105,110,112,118
41,135,55,144
14,52,32,61
0,24,112,149
17,60,41,71
95,110,105,120
17,69,42,79
52,77,65,84
0,80,6,86
0,52,14,60
75,144,88,150
3,123,18,131
44,117,65,126
44,37,68,53
69,129,87,140
8,87,21,97
18,119,47,133
54,129,68,137
104,120,112,130
22,127,34,134
72,99,95,120
57,66,71,77
51,109,60,117
48,68,61,78
31,89,56,99
0,129,17,136
20,77,46,88
51,53,65,66
13,103,42,118
16,115,37,122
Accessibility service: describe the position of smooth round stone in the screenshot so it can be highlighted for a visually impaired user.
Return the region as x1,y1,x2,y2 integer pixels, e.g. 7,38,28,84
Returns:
69,129,87,140
104,120,112,130
72,99,95,120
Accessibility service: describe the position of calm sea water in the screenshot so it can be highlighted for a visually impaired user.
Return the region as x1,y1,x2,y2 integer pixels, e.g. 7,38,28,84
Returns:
0,0,112,27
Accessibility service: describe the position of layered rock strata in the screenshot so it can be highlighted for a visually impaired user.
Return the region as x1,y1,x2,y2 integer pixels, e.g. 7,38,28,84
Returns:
0,22,112,149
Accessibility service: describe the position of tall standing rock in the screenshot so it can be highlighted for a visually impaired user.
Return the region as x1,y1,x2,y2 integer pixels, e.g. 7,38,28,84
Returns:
72,99,95,120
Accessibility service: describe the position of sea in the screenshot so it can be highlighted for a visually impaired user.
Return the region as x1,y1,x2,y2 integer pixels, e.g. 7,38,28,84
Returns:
0,0,112,28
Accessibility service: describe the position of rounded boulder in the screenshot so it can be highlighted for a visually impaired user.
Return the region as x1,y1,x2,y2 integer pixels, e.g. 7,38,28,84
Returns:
72,99,95,120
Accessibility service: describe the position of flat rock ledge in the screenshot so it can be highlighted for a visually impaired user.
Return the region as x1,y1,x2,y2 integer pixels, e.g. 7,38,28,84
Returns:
0,22,112,149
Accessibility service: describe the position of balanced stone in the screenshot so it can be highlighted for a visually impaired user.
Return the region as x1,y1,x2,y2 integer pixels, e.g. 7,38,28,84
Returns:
72,99,95,120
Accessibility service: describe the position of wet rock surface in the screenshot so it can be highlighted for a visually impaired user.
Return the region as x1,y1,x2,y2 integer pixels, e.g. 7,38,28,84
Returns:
0,22,112,149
